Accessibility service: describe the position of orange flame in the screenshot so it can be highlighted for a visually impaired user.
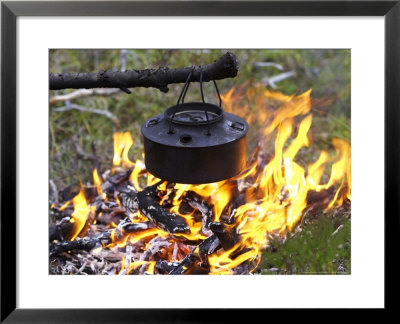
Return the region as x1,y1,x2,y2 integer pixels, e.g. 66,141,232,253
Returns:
69,187,95,241
119,259,157,275
92,168,103,196
113,132,135,168
79,85,350,274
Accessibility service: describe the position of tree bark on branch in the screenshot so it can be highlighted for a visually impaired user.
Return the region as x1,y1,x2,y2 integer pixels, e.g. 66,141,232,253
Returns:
49,52,239,93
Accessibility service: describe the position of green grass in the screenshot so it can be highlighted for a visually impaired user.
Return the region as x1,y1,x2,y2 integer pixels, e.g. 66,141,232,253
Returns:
257,210,351,274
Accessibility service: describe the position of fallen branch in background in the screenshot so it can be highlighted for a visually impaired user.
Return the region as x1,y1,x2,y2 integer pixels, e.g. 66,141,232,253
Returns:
49,52,238,93
50,88,121,105
262,70,296,89
253,62,283,70
49,179,59,204
72,135,102,172
53,103,117,121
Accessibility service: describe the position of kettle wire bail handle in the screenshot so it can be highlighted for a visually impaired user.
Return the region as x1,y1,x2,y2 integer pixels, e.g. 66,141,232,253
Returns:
213,80,222,108
179,66,195,105
199,66,211,136
168,67,194,134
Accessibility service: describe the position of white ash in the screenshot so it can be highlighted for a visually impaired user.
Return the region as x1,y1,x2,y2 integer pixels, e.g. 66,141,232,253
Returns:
124,245,133,274
208,237,220,254
140,236,171,262
172,242,178,262
138,237,171,274
126,185,136,192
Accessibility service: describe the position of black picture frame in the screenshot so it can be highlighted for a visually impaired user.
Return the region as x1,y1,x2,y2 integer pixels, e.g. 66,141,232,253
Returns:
1,0,398,321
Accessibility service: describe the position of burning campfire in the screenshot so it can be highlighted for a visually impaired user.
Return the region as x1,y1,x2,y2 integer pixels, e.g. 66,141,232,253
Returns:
49,85,351,275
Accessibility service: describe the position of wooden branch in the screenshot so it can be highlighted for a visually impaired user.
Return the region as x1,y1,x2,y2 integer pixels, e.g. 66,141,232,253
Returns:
49,52,238,93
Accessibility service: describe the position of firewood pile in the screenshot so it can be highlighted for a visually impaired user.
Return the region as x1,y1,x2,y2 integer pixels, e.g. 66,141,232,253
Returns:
49,162,262,275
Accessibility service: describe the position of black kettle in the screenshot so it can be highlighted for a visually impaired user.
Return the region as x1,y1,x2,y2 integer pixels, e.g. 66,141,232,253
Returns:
141,69,248,184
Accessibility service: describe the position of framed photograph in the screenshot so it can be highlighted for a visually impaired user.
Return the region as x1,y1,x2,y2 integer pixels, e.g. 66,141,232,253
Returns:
1,0,398,321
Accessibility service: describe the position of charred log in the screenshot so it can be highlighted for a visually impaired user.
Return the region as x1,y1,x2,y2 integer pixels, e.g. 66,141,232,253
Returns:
169,234,220,274
155,260,180,274
136,182,190,235
49,217,74,242
118,190,138,213
123,221,154,233
49,221,153,255
50,236,102,255
50,52,238,93
168,253,195,275
197,234,220,266
101,169,133,195
210,222,239,251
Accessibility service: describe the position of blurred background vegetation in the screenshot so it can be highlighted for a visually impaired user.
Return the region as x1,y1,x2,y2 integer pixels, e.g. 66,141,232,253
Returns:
49,49,351,274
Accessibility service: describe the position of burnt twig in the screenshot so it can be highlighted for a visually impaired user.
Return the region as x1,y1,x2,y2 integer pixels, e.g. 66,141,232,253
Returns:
72,135,101,172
